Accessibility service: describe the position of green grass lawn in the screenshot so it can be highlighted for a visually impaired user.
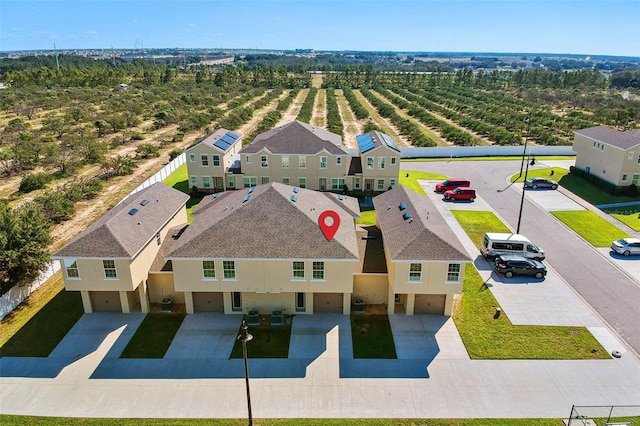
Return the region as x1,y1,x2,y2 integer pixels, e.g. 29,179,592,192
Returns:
604,206,640,231
229,319,292,358
351,314,397,359
450,211,608,359
356,210,377,225
162,163,202,222
453,266,608,360
560,173,640,205
120,313,186,358
450,210,511,249
399,170,448,196
0,273,84,357
551,210,629,247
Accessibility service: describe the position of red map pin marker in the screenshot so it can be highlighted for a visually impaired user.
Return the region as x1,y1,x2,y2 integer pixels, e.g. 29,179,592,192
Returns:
318,210,340,241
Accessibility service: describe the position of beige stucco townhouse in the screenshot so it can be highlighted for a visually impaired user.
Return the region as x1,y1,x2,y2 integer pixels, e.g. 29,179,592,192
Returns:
185,128,243,193
159,182,361,315
373,186,471,316
573,126,640,187
52,183,190,313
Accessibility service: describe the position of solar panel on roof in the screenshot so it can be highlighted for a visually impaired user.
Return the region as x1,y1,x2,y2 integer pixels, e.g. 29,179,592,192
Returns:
381,133,400,152
220,135,235,144
357,134,376,153
403,211,412,220
290,195,297,202
213,140,230,150
399,202,406,210
140,199,149,206
227,131,240,139
128,208,138,215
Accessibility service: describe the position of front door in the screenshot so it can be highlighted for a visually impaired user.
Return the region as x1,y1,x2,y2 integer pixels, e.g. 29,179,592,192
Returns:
319,178,326,191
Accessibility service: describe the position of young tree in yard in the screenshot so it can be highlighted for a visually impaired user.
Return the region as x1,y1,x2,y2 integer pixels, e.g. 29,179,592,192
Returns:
0,200,52,293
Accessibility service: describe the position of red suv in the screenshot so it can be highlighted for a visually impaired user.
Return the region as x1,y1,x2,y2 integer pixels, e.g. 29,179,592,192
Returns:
435,178,471,193
444,187,476,201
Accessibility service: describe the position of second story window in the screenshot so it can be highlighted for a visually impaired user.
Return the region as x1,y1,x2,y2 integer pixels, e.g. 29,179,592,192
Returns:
246,155,252,164
223,260,236,279
320,156,328,169
189,153,196,162
378,157,385,170
103,260,118,279
447,264,461,282
156,232,161,246
66,259,79,278
299,155,306,169
391,157,397,165
409,263,422,282
201,154,209,166
312,261,324,280
202,260,216,279
282,156,290,169
213,155,220,167
366,157,374,170
292,261,305,280
261,155,268,168
336,157,342,165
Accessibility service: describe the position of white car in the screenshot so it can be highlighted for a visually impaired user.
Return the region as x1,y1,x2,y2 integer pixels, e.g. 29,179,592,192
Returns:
611,237,640,256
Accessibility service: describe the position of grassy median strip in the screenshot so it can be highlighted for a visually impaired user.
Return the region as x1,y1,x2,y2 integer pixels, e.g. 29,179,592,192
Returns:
451,210,608,359
552,210,629,247
120,313,185,358
0,272,83,357
351,314,397,359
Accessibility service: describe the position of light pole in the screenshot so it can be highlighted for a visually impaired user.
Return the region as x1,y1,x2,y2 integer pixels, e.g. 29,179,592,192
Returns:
516,154,535,234
519,113,531,179
238,319,253,426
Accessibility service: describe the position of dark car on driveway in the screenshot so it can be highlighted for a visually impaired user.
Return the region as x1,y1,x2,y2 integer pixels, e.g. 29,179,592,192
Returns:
524,177,558,190
494,255,547,279
444,187,476,201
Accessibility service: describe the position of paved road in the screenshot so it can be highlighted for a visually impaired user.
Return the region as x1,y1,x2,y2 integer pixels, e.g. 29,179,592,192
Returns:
403,160,640,357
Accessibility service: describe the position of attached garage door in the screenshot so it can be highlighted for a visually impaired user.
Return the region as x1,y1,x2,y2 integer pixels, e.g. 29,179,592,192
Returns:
89,291,121,312
193,292,224,312
313,293,343,313
414,294,446,315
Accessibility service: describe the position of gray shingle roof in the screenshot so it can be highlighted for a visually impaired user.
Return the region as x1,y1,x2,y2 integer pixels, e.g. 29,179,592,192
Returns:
575,126,640,150
373,186,471,262
167,182,360,260
53,183,190,259
239,121,348,155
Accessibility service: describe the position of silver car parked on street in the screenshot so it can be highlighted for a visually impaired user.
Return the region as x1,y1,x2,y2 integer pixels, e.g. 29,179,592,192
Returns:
611,237,640,256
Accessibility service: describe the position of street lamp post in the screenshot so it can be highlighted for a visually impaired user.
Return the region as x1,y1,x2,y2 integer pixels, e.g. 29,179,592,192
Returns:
516,154,535,234
519,113,531,179
238,319,253,426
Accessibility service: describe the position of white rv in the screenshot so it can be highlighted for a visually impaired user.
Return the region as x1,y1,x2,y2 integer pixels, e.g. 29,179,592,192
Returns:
481,233,545,260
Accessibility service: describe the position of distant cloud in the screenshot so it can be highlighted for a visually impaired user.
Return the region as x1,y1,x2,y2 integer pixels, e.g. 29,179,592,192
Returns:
86,31,99,35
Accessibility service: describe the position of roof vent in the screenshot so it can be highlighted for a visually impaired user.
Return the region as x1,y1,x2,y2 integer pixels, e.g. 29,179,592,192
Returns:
214,193,221,198
128,208,138,215
337,195,343,201
290,195,297,202
399,202,406,211
403,211,412,220
140,199,149,206
293,187,298,193
249,186,256,193
244,195,251,203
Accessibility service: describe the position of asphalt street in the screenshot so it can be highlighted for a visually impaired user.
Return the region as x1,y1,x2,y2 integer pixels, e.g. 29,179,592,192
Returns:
403,159,640,357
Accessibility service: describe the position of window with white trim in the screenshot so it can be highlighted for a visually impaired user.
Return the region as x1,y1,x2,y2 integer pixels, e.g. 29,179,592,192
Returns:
282,155,290,169
628,152,634,160
391,157,397,165
389,178,396,188
378,157,385,170
320,156,328,169
228,176,235,188
202,260,216,279
261,176,269,184
409,263,422,282
245,155,252,164
331,178,345,190
447,263,461,282
299,156,307,169
622,174,628,182
201,154,209,166
377,179,385,190
103,260,117,279
261,155,268,168
336,157,342,165
292,261,305,280
203,176,211,188
312,261,324,280
66,259,79,278
232,292,242,311
366,157,374,170
299,177,306,188
190,175,198,187
213,155,220,167
223,260,236,279
282,177,290,185
189,153,196,162
355,177,361,189
243,177,257,188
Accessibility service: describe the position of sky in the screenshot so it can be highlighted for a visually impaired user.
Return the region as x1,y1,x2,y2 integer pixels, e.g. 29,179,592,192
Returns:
1,0,639,57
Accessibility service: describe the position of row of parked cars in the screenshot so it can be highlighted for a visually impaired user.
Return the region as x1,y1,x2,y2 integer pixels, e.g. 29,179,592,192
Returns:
434,176,560,203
